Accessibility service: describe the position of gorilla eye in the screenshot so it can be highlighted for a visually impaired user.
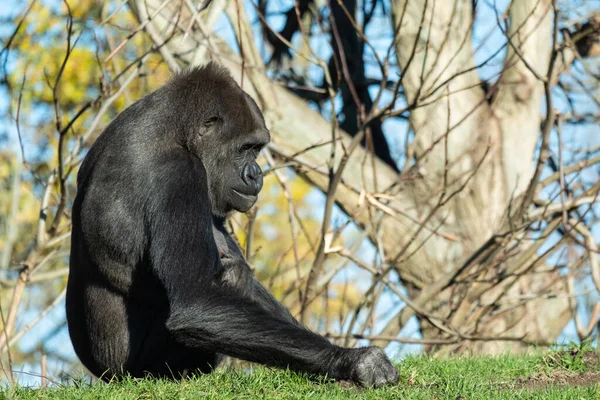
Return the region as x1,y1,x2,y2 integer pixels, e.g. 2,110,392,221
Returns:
203,116,221,127
238,144,263,156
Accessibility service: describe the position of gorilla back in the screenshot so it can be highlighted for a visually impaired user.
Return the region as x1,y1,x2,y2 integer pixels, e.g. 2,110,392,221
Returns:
67,63,399,387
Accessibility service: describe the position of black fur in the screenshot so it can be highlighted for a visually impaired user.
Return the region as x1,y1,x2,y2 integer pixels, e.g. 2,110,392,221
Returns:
66,62,398,387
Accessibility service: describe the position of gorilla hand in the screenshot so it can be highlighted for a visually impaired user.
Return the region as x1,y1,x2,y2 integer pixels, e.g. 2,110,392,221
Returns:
343,347,399,388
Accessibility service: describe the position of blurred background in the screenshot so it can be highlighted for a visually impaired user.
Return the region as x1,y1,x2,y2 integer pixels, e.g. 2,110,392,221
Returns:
0,0,598,387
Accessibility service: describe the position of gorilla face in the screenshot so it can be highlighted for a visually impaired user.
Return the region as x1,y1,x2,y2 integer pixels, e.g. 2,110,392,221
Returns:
188,90,270,216
232,144,266,209
224,133,268,213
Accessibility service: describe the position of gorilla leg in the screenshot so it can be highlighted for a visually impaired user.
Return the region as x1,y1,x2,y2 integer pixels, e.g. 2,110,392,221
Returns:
69,284,218,381
125,322,219,379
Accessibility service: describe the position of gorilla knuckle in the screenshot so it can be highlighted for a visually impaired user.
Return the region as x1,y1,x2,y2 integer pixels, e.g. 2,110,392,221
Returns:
352,347,399,387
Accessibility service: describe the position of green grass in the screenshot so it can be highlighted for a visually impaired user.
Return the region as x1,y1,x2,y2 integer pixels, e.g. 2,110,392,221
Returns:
2,350,600,399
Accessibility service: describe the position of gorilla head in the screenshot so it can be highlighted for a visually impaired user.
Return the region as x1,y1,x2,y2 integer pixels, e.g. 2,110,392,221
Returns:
169,66,270,215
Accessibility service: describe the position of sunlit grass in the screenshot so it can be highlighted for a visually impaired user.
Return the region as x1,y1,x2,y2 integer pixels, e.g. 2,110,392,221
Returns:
3,349,600,399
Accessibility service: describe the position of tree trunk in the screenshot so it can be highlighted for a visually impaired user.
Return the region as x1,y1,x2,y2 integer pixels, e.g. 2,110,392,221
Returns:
382,0,570,352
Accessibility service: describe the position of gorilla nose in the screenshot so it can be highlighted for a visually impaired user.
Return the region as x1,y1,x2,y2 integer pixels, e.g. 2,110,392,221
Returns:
242,163,263,190
243,163,261,182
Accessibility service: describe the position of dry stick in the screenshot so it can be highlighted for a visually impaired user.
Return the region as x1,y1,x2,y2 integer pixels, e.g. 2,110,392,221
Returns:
188,0,227,65
315,212,384,304
105,0,173,62
137,0,180,71
539,155,600,187
235,0,244,88
326,332,549,346
0,291,13,383
361,143,491,346
263,158,318,254
327,0,361,110
181,0,204,41
100,0,129,25
371,235,505,347
340,209,412,345
569,221,600,294
577,303,600,341
264,149,303,300
0,267,30,351
14,67,29,167
41,355,47,388
46,0,77,235
440,85,451,202
368,222,390,335
300,129,367,324
3,289,67,354
346,241,552,347
0,252,60,290
423,2,473,95
514,0,560,222
344,214,447,344
373,0,427,135
296,47,340,324
224,0,276,110
341,250,456,336
251,3,318,65
383,77,492,121
483,268,574,316
364,194,457,242
10,370,59,387
345,218,386,341
244,207,258,264
1,158,22,270
332,0,384,70
0,0,36,60
358,281,385,340
329,333,459,345
530,197,600,220
413,0,436,103
458,224,566,332
568,272,598,341
48,1,85,237
556,115,569,229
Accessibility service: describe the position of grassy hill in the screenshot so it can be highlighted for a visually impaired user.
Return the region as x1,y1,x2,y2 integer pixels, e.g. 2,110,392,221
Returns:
3,348,600,399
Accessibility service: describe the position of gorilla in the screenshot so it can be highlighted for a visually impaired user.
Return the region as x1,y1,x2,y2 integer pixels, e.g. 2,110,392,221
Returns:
66,62,398,387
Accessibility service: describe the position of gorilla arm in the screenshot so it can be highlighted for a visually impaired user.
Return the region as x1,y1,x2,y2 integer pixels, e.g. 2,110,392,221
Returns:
149,155,398,387
149,156,349,379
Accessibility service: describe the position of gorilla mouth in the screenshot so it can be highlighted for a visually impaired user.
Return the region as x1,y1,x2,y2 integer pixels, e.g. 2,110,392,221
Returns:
232,189,258,202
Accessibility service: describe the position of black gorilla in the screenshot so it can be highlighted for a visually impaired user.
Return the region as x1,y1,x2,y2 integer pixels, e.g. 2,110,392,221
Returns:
66,63,398,387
